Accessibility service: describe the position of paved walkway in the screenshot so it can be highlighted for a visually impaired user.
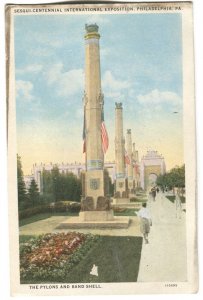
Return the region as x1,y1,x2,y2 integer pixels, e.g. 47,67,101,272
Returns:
137,192,187,282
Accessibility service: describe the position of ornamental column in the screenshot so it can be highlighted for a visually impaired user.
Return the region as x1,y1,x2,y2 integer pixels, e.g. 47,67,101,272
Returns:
126,129,134,195
132,143,139,188
82,24,109,213
115,102,126,197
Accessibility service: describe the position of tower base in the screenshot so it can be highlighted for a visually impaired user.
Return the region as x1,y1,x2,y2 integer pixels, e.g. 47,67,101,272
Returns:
79,210,114,221
113,198,130,205
55,209,129,229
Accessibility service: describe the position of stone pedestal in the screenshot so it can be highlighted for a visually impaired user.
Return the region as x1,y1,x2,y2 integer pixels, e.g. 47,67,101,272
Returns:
115,178,126,196
113,198,130,205
56,215,130,229
79,210,114,221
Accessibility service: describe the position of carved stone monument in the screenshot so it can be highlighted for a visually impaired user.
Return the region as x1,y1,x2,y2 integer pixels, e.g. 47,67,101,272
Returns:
126,129,135,197
57,24,129,228
113,102,130,205
132,143,140,189
79,23,113,221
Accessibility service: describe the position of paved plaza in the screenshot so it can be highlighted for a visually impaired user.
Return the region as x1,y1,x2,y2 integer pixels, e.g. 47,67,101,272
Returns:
19,192,186,282
19,215,142,237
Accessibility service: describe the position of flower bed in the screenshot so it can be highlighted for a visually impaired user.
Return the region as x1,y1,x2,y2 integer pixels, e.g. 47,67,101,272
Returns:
20,232,99,283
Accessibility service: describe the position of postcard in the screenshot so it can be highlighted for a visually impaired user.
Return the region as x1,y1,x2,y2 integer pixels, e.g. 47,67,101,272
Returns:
6,1,198,295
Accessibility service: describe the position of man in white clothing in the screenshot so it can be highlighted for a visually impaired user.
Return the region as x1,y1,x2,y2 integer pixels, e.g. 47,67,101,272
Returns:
137,202,152,244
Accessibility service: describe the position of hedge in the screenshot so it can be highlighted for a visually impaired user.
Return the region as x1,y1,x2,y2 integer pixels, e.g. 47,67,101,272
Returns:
19,202,81,220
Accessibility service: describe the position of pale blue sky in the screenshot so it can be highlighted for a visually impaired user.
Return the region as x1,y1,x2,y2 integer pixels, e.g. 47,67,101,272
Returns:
14,13,183,174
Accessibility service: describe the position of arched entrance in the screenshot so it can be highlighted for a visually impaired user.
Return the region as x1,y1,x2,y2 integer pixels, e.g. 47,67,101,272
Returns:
144,165,161,190
140,150,166,190
148,173,158,187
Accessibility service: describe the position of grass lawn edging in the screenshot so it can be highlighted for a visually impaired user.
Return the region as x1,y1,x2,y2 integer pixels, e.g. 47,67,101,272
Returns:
165,195,186,204
20,233,143,284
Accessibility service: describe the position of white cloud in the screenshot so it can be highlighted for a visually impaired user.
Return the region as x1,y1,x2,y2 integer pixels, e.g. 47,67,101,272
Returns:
16,80,34,101
137,89,181,106
58,69,84,97
100,48,111,58
31,32,64,49
102,70,131,91
16,64,43,75
48,39,63,48
45,63,84,97
45,63,63,85
104,91,123,99
28,47,55,58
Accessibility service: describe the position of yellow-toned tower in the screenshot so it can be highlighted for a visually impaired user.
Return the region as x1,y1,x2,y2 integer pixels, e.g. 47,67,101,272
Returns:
80,23,113,221
84,24,104,208
126,129,134,195
115,102,126,197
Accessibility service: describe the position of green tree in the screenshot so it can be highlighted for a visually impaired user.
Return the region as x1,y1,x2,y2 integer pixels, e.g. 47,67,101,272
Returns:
156,164,185,192
28,179,40,207
51,167,63,202
17,154,28,210
156,173,167,190
64,173,82,202
42,167,82,202
170,165,185,188
42,169,54,203
109,178,114,197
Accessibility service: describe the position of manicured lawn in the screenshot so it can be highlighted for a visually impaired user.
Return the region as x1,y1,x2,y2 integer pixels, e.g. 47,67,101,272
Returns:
130,197,147,203
20,234,142,284
19,213,52,227
68,236,142,283
19,212,79,227
130,192,148,203
19,235,37,243
136,192,146,196
114,208,139,216
166,195,186,204
20,208,139,227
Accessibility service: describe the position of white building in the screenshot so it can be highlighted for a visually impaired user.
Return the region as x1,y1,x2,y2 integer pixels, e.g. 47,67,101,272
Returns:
24,175,35,190
24,161,117,193
140,150,166,190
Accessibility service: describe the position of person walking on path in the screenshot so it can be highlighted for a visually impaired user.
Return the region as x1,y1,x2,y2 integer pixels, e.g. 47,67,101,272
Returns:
137,202,152,244
175,190,182,219
151,187,156,201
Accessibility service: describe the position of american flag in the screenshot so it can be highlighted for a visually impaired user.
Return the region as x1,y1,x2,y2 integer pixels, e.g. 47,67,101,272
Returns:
101,108,109,154
125,150,131,165
83,108,109,154
132,159,139,173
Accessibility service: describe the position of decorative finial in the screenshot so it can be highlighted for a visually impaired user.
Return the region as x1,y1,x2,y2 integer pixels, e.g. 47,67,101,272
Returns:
115,102,123,109
85,23,99,33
